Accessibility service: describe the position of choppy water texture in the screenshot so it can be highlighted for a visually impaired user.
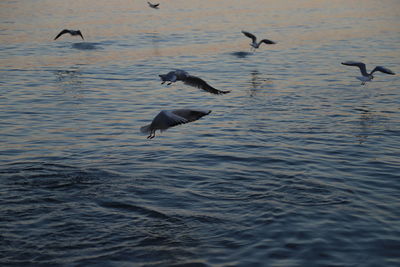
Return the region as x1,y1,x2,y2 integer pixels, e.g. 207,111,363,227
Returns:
1,0,400,266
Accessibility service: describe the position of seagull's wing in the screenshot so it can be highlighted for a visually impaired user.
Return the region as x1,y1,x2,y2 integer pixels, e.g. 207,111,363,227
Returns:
77,31,84,40
155,110,189,130
148,2,159,8
174,70,189,80
183,75,230,94
140,109,211,138
260,39,276,45
241,31,257,43
171,109,211,123
54,29,70,40
371,66,395,75
341,61,368,76
140,110,188,134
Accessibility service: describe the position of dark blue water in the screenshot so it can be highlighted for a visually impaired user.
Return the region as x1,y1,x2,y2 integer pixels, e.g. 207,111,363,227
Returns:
1,0,400,266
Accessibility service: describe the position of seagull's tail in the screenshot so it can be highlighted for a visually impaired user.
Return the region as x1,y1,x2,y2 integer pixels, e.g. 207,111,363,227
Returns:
140,124,151,134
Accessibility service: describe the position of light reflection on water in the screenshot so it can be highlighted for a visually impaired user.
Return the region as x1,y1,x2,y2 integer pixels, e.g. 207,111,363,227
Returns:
1,0,400,266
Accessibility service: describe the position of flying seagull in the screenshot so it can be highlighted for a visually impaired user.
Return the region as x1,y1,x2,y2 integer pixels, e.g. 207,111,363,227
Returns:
159,70,230,95
241,31,276,51
141,109,211,139
341,61,395,84
54,29,84,40
147,2,160,9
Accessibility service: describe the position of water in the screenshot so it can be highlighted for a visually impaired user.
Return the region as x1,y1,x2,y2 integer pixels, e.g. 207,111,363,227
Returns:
1,0,400,266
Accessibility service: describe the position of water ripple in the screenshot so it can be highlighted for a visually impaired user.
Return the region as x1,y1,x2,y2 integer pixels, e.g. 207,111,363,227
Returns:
1,0,400,266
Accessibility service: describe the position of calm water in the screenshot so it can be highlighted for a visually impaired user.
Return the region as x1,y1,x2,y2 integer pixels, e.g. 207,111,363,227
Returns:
1,0,400,266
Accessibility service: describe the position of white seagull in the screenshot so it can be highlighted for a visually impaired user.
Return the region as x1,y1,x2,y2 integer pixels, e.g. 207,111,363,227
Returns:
241,31,276,51
147,2,160,9
54,29,84,40
341,61,395,84
159,70,230,95
141,109,211,139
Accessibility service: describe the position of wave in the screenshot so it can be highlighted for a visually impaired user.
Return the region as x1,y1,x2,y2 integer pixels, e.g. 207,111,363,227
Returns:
0,161,119,189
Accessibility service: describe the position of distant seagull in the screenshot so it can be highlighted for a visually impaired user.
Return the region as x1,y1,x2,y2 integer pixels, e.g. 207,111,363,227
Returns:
147,1,160,9
141,109,211,139
159,70,230,95
341,61,395,84
241,31,276,51
54,29,84,40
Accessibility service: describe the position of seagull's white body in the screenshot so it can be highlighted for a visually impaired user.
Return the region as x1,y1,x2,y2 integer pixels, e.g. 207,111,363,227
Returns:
159,70,230,94
341,61,395,84
141,109,211,139
357,75,372,83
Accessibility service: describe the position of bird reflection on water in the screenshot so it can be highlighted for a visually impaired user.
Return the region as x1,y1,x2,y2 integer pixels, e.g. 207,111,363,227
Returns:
71,42,103,50
54,69,82,83
231,51,253,58
354,106,375,145
248,70,273,97
53,69,84,94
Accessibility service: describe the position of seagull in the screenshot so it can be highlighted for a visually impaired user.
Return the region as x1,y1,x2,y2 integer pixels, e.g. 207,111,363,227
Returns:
147,1,160,9
341,61,395,84
141,109,211,139
241,31,276,51
54,29,84,40
159,70,230,94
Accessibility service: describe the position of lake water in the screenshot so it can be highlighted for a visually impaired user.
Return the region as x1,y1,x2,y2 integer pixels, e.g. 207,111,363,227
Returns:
1,0,400,266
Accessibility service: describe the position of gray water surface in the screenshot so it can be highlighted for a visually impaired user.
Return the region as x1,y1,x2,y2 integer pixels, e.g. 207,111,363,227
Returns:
1,0,399,266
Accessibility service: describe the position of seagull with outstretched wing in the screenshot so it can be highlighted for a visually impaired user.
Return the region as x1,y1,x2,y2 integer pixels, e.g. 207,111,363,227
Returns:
241,31,276,51
54,29,84,40
159,70,230,95
341,61,395,84
147,1,160,9
141,109,211,139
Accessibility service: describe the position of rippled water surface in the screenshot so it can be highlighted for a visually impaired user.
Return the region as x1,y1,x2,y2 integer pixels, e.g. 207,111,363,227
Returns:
1,0,400,266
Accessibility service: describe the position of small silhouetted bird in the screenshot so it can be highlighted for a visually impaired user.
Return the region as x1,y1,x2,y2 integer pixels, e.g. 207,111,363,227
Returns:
147,2,160,9
54,29,84,40
241,31,275,51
